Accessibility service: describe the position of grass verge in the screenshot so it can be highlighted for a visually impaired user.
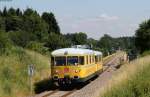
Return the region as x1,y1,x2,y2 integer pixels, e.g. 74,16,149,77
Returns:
0,46,50,97
100,55,150,97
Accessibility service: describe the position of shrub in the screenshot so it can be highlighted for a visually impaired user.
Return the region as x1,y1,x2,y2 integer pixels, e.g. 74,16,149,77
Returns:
34,79,54,94
8,31,30,47
26,41,49,55
0,32,12,55
141,50,150,57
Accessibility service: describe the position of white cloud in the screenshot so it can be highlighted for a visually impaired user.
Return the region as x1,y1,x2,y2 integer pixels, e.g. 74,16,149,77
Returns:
98,13,119,21
74,14,119,24
58,13,137,39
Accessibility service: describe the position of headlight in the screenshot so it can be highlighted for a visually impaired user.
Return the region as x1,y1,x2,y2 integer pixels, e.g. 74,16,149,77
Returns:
55,70,59,73
75,69,79,73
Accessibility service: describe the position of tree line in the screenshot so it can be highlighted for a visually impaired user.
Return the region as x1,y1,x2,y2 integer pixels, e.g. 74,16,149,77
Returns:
0,7,148,56
0,7,62,54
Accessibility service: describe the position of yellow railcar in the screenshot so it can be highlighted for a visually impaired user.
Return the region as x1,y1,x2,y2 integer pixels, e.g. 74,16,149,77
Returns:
51,48,103,85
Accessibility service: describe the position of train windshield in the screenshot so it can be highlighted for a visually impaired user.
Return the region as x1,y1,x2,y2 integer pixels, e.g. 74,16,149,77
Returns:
67,56,78,65
54,57,66,66
52,56,84,66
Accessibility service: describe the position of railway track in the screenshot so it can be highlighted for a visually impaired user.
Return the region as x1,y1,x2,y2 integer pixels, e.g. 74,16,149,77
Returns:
35,53,125,97
42,90,59,97
38,89,76,97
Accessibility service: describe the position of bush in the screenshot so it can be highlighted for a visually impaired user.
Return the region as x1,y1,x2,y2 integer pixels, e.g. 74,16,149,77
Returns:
26,41,49,55
141,50,150,57
45,33,70,51
34,79,54,94
8,31,30,47
0,32,12,55
135,20,150,53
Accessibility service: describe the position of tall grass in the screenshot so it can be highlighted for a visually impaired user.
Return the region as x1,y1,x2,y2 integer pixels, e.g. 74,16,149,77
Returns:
100,55,150,97
141,50,150,57
0,46,50,97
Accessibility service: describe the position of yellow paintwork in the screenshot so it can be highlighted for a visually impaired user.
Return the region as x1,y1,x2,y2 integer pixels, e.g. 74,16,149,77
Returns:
51,50,118,82
51,54,103,79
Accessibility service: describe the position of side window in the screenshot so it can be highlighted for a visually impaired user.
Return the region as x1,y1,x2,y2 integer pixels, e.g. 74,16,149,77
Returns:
79,56,84,65
93,55,95,63
89,55,91,64
99,55,101,62
100,55,102,62
95,56,98,63
86,56,88,64
95,56,97,63
90,55,92,63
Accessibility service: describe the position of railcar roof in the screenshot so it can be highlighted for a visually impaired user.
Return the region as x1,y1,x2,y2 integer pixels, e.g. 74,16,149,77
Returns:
94,51,102,56
51,48,102,56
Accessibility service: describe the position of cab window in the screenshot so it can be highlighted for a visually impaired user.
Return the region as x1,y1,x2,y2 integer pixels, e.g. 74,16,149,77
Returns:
51,57,54,65
55,57,66,66
67,56,78,65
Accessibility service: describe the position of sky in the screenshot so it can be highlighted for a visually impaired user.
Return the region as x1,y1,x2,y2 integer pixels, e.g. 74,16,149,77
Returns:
0,0,150,40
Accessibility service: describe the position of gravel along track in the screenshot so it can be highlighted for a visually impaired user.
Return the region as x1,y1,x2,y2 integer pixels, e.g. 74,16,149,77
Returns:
35,53,125,97
35,89,77,97
67,53,124,97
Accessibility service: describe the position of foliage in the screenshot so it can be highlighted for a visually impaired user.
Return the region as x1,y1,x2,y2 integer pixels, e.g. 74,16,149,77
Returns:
0,17,5,31
0,8,59,50
97,34,135,56
5,16,23,32
34,79,54,94
64,32,87,45
141,50,150,57
87,38,98,49
45,33,70,51
22,8,49,41
135,20,150,53
42,12,60,34
8,31,30,47
0,7,135,55
0,32,12,54
98,34,113,48
26,41,49,55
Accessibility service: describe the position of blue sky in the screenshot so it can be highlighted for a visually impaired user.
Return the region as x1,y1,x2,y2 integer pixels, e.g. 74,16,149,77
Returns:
1,0,150,39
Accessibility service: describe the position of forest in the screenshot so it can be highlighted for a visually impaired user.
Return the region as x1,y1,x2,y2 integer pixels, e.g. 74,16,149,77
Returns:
0,7,136,56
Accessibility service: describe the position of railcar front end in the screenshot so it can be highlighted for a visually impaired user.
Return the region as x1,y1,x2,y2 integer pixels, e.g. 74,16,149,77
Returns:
51,48,103,86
